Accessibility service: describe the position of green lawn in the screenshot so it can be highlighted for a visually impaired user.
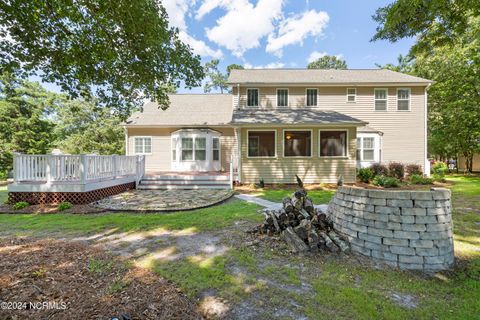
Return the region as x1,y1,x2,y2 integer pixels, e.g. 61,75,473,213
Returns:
0,186,7,204
0,199,261,236
256,188,335,204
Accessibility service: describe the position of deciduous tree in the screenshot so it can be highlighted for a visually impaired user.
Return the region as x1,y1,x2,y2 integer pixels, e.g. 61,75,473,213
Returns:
307,56,347,69
0,0,204,118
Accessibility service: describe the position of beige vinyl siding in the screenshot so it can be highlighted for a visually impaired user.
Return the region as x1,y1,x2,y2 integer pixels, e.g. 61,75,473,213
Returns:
126,127,235,172
240,127,357,184
233,85,426,168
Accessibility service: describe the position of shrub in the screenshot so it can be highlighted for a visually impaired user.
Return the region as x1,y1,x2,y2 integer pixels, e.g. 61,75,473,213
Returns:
405,164,422,176
409,174,434,185
57,201,73,211
432,162,448,180
0,170,8,180
370,163,388,177
357,168,374,183
372,175,400,188
13,201,29,210
388,162,405,180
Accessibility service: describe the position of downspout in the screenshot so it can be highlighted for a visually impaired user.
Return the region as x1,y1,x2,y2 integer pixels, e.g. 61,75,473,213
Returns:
236,127,242,183
424,84,432,176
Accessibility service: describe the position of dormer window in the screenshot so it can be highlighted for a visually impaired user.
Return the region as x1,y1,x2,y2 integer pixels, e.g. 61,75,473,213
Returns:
247,88,259,107
306,88,317,106
277,89,288,107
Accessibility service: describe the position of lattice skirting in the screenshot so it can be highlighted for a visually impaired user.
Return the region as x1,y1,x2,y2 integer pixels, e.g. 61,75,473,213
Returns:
8,182,136,205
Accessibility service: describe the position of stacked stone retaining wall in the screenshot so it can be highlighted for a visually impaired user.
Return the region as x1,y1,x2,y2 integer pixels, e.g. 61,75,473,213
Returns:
328,186,454,271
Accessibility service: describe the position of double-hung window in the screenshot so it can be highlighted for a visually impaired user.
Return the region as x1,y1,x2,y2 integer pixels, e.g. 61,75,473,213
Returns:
212,138,220,161
195,137,206,161
181,138,193,160
347,88,356,102
134,137,152,154
356,137,375,161
248,131,276,157
374,88,387,111
247,88,259,107
397,88,410,111
306,88,317,106
277,89,288,107
319,131,347,157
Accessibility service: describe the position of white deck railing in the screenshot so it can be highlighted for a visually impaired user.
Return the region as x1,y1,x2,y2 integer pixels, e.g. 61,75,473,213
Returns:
13,154,145,184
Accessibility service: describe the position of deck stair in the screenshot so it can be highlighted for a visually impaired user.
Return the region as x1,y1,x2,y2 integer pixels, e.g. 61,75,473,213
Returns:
137,173,231,190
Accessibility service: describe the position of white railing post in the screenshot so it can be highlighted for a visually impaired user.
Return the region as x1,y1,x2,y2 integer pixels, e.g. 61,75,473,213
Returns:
12,153,18,182
46,155,51,183
112,154,117,178
80,154,87,184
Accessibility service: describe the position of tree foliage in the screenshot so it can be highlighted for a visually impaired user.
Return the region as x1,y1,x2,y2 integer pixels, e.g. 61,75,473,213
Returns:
203,61,244,93
373,1,480,172
0,0,204,118
307,55,347,69
0,75,126,174
53,99,125,155
375,54,414,73
0,74,56,174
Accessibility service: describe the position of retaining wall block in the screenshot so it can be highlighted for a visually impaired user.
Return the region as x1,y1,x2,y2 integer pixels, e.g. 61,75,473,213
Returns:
328,187,454,271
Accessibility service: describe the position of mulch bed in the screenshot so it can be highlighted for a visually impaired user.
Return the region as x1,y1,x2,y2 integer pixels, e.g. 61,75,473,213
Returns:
0,204,106,214
0,238,202,320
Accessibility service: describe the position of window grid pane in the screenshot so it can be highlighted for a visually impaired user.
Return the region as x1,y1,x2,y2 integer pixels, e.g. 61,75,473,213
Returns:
306,89,317,106
247,89,258,107
277,89,288,107
195,138,206,149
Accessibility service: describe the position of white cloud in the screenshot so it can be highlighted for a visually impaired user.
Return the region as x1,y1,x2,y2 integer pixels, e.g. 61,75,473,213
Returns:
244,62,285,69
162,0,223,58
307,51,328,63
196,0,234,20
205,0,284,58
266,10,329,57
307,51,344,63
178,31,223,58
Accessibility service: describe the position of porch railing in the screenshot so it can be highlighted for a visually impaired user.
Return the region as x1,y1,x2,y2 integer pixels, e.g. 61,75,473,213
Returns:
13,154,145,184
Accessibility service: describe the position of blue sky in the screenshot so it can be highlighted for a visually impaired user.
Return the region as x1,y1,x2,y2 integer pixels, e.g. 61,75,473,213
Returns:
39,0,415,94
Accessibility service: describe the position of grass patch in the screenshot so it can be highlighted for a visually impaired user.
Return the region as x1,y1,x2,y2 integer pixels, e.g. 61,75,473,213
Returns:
0,199,261,236
256,189,335,204
88,258,114,274
0,186,7,204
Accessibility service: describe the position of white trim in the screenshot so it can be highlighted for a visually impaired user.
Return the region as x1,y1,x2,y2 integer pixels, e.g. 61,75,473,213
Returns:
356,133,381,167
396,87,411,111
305,88,318,107
124,128,129,155
246,88,260,107
374,88,388,111
246,129,277,158
319,129,349,158
346,87,357,103
134,136,152,155
171,137,177,162
283,129,313,158
276,88,289,108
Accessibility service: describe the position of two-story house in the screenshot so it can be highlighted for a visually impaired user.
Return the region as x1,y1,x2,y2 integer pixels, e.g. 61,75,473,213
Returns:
124,69,432,188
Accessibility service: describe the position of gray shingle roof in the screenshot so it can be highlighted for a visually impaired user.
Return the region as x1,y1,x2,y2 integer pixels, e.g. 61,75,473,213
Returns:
228,69,433,85
231,109,366,126
125,94,233,126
